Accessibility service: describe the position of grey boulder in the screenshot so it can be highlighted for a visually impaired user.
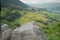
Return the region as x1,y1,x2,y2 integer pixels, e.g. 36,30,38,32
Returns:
1,24,10,33
1,29,12,40
1,24,12,40
11,22,48,40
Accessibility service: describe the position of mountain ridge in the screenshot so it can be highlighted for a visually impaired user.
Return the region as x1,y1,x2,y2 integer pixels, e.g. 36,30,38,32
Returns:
1,0,29,8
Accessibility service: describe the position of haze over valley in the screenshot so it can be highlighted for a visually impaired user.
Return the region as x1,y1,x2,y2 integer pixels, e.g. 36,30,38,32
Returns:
27,2,60,13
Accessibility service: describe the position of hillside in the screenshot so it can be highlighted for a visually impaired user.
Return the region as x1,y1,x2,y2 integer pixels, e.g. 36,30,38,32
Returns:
1,0,60,40
1,0,30,26
1,0,29,8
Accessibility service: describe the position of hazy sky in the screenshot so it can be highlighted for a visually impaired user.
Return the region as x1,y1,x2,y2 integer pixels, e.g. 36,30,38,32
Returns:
20,0,60,4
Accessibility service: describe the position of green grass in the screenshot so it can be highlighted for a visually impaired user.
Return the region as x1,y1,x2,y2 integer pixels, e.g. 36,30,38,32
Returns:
43,22,60,40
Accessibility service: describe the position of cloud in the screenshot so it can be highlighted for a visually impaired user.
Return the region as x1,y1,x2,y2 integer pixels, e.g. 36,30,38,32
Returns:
40,0,60,2
20,0,60,4
20,0,40,3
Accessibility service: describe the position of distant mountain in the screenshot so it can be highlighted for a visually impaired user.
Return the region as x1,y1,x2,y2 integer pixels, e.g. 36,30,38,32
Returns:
28,2,60,13
46,6,60,13
1,0,49,12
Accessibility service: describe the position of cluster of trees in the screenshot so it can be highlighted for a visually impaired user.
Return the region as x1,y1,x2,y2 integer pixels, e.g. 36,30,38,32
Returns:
0,8,21,28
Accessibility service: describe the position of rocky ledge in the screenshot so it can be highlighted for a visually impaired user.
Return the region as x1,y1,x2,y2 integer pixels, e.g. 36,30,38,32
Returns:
0,22,48,40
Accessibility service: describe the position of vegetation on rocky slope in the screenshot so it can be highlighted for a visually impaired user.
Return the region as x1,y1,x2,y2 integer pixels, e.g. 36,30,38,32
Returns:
1,0,60,40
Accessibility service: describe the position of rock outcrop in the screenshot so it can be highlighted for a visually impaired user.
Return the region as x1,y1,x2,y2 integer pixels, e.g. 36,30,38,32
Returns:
11,22,48,40
1,22,48,40
1,24,9,32
1,24,12,40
